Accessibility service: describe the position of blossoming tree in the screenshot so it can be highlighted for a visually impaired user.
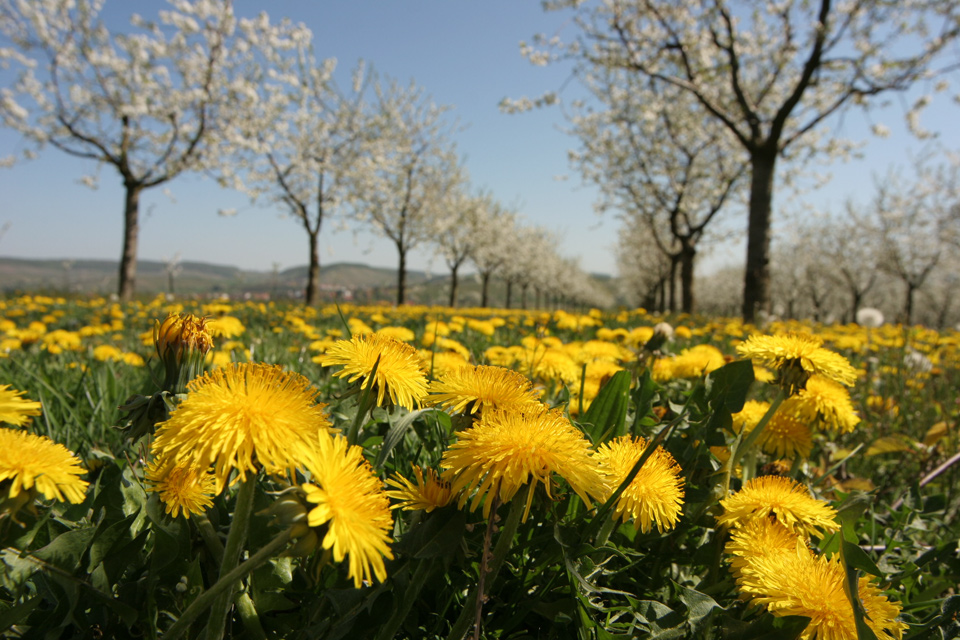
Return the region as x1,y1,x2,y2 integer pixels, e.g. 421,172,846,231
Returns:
514,0,960,321
0,0,295,299
221,28,370,306
872,157,959,325
568,72,747,313
349,75,460,305
431,182,487,308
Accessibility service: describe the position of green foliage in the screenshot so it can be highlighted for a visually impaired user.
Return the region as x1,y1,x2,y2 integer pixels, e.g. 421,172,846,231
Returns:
1,297,959,639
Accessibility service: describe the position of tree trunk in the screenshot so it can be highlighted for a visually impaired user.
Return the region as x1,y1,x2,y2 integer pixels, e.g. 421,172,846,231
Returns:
657,277,666,313
305,231,320,306
680,244,696,314
396,245,407,306
481,271,491,307
118,182,142,301
505,280,513,309
742,149,778,322
904,282,915,326
448,264,459,308
849,291,862,325
668,255,678,313
521,283,529,309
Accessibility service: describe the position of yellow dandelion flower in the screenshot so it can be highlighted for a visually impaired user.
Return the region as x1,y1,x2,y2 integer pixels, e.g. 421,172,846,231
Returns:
738,409,813,460
441,407,604,521
0,428,88,504
418,349,470,378
0,385,42,427
594,436,684,533
426,364,542,416
741,551,907,640
376,326,416,342
303,434,394,588
736,332,858,390
718,476,839,538
732,400,770,433
763,412,813,459
724,517,807,582
529,348,580,385
484,345,517,367
789,375,861,433
651,357,675,382
385,465,455,512
319,333,429,410
152,363,334,492
93,344,124,362
145,458,216,519
206,316,245,338
670,344,727,379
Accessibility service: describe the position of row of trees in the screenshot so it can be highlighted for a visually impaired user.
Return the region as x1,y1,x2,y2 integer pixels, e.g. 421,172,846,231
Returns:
0,0,605,308
514,0,960,322
619,154,960,328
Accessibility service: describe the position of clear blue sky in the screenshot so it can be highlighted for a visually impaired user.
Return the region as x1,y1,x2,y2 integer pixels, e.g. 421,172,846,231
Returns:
0,1,956,277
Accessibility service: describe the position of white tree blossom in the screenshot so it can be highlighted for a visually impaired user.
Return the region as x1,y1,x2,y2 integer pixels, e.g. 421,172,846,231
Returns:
0,0,300,299
430,182,489,308
349,75,459,305
519,0,960,321
873,155,960,325
568,71,747,313
221,28,369,305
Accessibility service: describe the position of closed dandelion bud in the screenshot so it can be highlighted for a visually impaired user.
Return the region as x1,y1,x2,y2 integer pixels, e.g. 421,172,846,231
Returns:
285,529,320,557
262,490,310,527
154,313,214,394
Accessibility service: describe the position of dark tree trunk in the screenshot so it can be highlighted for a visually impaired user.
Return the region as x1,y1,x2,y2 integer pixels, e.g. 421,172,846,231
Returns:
657,277,666,313
904,282,915,326
448,264,460,308
680,244,696,313
521,283,529,309
118,182,142,301
481,271,491,307
850,291,862,325
742,149,778,322
505,280,513,309
305,231,320,306
396,245,407,306
668,255,678,313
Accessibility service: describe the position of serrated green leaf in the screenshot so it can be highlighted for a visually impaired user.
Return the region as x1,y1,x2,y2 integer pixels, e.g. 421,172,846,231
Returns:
705,359,755,413
88,512,138,573
0,595,42,633
375,408,437,469
841,539,882,577
581,369,632,442
32,527,97,572
676,582,722,626
393,507,466,559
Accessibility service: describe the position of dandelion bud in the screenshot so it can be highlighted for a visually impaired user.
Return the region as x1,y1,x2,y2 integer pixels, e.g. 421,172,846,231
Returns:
154,313,213,394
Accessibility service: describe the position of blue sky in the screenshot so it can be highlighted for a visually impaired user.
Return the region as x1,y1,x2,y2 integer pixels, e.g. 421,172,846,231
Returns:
1,1,956,277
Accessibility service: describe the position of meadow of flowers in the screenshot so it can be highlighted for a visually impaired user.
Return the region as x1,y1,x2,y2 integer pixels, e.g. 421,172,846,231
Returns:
1,294,958,639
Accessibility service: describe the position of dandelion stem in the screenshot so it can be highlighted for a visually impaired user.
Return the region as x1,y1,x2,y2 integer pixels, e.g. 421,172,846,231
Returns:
194,512,224,564
721,388,786,497
162,525,293,640
446,485,528,640
202,475,257,640
347,355,381,446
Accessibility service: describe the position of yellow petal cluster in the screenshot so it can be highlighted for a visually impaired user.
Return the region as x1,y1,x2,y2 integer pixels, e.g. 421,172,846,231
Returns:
303,434,394,588
152,362,333,492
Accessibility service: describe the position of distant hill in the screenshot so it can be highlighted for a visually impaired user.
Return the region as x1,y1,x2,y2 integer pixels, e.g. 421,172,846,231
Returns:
0,256,620,307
